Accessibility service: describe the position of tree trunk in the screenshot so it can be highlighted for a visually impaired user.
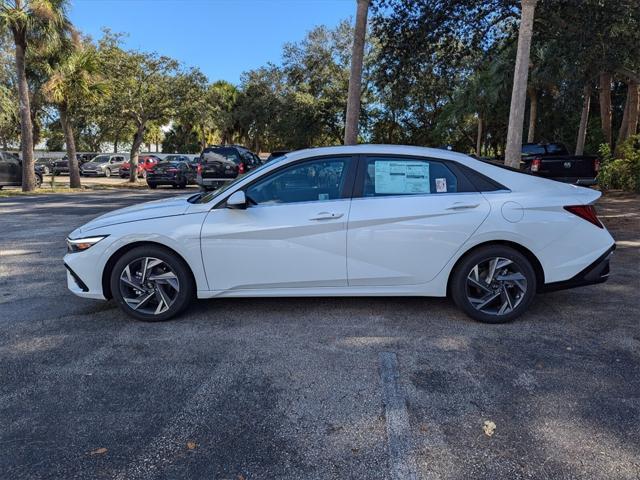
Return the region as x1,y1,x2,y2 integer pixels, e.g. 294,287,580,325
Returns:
616,88,631,148
59,106,81,188
626,80,639,138
14,38,36,192
527,87,537,143
343,0,370,145
599,71,612,148
575,84,591,155
504,0,538,169
476,115,483,156
129,123,145,183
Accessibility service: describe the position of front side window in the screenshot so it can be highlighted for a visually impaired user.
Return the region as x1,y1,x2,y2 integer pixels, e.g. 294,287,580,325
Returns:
93,156,109,163
360,157,458,196
246,157,351,205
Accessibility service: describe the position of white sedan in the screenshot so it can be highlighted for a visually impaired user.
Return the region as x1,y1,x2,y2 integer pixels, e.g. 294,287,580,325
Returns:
64,145,615,323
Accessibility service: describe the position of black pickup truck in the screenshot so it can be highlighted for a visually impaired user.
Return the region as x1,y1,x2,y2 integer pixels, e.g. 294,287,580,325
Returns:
520,143,599,186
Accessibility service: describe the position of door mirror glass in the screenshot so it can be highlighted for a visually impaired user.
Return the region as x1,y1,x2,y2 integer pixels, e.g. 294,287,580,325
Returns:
226,190,247,209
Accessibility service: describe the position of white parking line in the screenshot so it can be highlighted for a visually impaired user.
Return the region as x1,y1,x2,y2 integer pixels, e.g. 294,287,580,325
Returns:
379,352,418,480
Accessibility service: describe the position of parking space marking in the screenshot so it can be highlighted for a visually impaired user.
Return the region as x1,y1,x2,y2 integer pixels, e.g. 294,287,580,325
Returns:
379,352,418,480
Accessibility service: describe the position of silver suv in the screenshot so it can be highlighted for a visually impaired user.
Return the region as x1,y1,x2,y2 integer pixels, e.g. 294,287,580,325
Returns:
81,154,128,177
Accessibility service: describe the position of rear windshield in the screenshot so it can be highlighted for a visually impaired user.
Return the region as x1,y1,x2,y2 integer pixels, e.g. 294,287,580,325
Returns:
521,144,545,155
202,148,241,164
546,143,568,155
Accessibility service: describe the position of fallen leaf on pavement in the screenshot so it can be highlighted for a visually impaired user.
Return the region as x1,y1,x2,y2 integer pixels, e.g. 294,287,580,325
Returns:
186,441,197,450
483,420,496,437
90,447,108,455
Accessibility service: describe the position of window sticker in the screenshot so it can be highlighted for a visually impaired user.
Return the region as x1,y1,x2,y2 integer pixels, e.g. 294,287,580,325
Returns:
374,161,430,194
435,177,447,193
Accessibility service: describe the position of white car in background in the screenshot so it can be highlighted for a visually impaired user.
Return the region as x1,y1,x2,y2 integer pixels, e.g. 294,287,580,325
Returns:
64,145,615,323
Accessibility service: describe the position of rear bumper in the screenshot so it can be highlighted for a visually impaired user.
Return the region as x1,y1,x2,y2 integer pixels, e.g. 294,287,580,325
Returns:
540,244,615,292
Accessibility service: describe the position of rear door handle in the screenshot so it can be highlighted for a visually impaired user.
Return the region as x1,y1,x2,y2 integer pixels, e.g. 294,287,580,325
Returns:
309,212,344,221
446,203,480,210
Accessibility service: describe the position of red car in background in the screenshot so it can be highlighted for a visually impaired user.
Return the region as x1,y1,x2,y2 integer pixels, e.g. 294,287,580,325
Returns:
119,155,161,178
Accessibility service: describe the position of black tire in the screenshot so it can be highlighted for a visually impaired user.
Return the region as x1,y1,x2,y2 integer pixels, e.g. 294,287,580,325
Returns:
34,175,42,188
109,245,195,322
104,168,111,178
148,183,157,189
171,183,178,188
450,245,537,324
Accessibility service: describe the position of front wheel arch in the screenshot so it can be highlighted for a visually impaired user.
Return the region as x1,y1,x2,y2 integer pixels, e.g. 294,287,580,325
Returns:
447,240,545,296
101,241,196,300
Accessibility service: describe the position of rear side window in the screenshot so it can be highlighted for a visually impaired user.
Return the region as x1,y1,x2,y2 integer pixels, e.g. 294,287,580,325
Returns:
359,157,459,196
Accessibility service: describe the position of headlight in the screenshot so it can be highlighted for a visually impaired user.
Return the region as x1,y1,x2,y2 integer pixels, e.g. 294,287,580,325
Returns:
66,235,108,253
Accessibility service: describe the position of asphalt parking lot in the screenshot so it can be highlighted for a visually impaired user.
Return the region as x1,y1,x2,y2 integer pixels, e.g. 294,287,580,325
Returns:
1,190,639,480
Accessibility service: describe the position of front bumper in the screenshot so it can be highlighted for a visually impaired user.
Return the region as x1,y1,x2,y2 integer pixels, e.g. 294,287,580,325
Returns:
540,244,615,292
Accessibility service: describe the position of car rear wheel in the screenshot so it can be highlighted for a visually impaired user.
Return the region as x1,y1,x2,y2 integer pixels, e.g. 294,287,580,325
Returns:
34,175,42,188
450,245,536,324
109,246,195,322
148,183,157,189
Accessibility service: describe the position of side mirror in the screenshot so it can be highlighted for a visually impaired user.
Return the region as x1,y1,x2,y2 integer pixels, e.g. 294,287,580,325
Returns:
226,190,247,209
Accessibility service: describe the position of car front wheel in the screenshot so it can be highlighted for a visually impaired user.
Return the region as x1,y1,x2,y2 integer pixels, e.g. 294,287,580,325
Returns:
109,246,195,322
104,168,111,178
450,245,536,324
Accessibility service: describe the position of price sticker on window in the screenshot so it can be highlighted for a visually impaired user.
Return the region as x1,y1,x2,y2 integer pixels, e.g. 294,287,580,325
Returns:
375,161,430,194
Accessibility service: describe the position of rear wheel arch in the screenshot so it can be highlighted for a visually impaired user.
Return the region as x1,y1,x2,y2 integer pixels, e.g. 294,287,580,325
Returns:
101,241,196,299
447,240,545,295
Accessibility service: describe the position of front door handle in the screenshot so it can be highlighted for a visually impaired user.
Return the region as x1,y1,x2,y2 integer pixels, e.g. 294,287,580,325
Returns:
309,212,344,221
446,203,480,210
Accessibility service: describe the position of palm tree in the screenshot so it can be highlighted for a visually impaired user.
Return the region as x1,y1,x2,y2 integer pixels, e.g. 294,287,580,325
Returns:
0,0,69,191
344,0,369,145
504,0,538,169
43,43,104,188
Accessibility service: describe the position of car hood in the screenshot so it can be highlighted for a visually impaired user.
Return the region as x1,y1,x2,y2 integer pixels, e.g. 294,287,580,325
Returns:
73,195,193,234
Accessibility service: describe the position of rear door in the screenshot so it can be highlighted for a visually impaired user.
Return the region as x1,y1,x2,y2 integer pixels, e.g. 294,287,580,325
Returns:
346,155,491,286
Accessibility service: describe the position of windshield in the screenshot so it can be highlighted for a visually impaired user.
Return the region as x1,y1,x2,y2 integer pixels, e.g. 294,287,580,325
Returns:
521,144,545,155
92,156,109,163
194,156,283,204
202,148,241,164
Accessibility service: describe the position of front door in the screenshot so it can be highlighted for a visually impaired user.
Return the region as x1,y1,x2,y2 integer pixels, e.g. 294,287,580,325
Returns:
200,156,355,291
347,155,491,286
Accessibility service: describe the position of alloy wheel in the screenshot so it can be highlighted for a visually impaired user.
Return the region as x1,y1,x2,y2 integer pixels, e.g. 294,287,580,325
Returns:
119,257,180,315
465,256,527,316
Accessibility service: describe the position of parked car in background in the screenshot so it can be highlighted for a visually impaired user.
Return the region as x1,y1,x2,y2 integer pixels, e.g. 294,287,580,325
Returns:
35,157,56,175
266,150,290,162
0,151,42,189
146,160,196,189
119,155,160,178
64,144,615,323
162,154,192,164
80,154,128,177
51,154,98,175
520,143,599,185
196,145,260,190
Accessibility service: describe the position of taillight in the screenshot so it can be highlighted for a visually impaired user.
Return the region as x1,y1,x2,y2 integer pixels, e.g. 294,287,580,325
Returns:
239,162,245,174
531,157,542,172
564,205,603,228
197,164,202,175
594,158,600,173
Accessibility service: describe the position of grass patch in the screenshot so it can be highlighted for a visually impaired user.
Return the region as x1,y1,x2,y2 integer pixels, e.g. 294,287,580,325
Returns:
0,180,150,197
